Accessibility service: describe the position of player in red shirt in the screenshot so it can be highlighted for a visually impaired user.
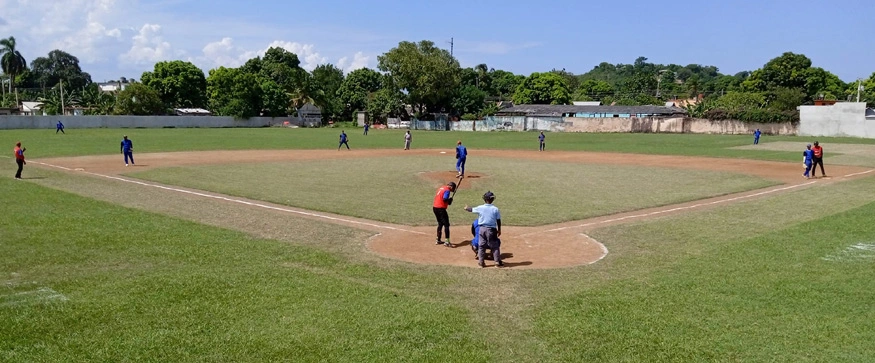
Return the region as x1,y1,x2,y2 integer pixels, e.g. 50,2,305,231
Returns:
433,181,457,247
13,142,26,179
811,141,826,178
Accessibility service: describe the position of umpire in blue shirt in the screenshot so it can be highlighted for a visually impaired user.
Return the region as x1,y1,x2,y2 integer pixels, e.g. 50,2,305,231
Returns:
465,191,503,268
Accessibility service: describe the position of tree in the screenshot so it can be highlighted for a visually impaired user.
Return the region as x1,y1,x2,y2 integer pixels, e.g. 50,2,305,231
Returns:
141,60,207,110
337,68,383,119
311,64,345,119
378,40,461,113
743,52,812,92
258,80,288,117
0,36,27,94
114,83,164,115
79,83,115,115
513,72,571,105
29,50,92,90
715,92,766,111
804,67,846,100
206,67,262,118
573,79,613,101
37,83,80,115
475,63,490,90
451,85,487,115
366,88,404,123
490,70,524,99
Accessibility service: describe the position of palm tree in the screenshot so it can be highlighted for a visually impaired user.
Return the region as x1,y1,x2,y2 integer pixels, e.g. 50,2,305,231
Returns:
0,36,27,95
475,63,488,89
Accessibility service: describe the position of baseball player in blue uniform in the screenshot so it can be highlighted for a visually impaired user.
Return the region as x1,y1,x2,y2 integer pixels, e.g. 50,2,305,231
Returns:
56,120,65,134
753,129,761,145
338,130,350,150
120,135,134,166
455,140,467,177
538,131,545,151
803,144,814,179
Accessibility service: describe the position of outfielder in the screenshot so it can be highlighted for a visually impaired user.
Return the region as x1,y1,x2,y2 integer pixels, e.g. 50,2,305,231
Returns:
465,191,503,268
120,135,134,166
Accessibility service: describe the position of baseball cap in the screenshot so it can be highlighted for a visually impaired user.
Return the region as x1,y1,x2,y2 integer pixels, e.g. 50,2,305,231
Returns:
483,191,495,200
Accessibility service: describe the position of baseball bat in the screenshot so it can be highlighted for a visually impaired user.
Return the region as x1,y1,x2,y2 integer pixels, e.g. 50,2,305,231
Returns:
451,175,464,198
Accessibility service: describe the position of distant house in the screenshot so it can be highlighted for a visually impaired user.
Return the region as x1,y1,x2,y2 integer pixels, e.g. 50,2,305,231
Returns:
0,107,20,115
298,103,322,120
496,104,686,118
175,108,212,116
572,101,602,106
20,102,44,116
98,80,131,93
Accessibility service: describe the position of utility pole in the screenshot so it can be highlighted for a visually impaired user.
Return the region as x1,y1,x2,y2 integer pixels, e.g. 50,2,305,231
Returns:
60,81,65,115
857,79,864,103
449,37,454,57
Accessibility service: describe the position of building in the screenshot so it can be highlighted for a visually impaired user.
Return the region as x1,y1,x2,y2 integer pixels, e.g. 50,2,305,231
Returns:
496,104,686,118
97,80,131,93
20,102,44,116
175,108,212,116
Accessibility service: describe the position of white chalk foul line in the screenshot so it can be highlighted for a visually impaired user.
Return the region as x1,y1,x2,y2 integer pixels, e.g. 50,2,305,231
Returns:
30,160,427,235
528,181,819,235
580,233,609,265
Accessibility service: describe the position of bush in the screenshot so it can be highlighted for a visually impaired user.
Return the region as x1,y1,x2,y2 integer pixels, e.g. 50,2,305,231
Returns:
704,107,798,123
460,113,478,120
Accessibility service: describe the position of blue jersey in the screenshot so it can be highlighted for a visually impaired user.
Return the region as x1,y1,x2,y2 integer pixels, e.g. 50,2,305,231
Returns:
803,149,814,164
539,134,545,142
340,133,347,142
456,145,467,159
471,220,480,248
121,139,133,152
754,130,761,138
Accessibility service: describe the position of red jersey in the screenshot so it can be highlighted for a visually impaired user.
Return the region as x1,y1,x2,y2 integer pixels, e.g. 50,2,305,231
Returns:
13,146,24,161
433,186,451,208
812,145,823,158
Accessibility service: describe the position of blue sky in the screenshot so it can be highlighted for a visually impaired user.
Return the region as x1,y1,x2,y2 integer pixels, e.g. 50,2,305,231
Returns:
1,0,872,83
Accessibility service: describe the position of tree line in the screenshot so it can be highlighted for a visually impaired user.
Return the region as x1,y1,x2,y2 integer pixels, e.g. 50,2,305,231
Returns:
2,36,874,123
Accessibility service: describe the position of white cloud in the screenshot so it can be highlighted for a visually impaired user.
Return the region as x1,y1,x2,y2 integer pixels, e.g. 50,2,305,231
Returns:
192,38,372,74
337,52,372,73
120,23,174,65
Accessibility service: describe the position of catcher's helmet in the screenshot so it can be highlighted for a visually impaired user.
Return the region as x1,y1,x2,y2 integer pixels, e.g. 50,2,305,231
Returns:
483,191,495,202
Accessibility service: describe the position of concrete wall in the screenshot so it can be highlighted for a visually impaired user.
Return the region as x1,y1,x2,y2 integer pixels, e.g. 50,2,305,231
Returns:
0,115,303,129
684,119,797,135
799,102,875,138
451,116,796,135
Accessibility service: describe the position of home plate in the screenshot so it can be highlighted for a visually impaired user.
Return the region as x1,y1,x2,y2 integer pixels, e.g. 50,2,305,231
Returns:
440,152,447,154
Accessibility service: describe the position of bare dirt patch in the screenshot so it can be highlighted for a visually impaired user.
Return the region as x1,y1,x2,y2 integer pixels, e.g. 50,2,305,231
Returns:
31,149,874,269
418,171,486,189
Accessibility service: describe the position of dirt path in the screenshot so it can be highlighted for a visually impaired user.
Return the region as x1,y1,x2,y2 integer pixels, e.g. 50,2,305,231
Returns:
31,149,874,270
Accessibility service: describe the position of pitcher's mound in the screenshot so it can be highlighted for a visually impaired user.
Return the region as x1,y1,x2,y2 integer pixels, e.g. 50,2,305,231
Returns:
418,171,486,189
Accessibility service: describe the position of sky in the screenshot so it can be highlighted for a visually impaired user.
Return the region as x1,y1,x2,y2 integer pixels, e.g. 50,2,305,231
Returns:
1,0,873,83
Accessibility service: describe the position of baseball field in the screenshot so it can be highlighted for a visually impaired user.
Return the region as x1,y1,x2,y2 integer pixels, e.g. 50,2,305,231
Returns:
2,128,875,361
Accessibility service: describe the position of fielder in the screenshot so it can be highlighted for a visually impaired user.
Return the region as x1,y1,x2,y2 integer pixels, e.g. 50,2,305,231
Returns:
455,140,468,177
465,191,503,268
338,130,350,150
120,135,134,166
802,144,813,179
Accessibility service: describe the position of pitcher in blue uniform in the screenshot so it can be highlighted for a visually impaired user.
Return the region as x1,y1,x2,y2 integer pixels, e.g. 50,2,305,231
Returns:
455,140,467,177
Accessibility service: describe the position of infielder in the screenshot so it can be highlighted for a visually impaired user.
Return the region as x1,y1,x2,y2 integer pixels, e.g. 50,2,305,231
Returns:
803,144,813,179
120,135,134,166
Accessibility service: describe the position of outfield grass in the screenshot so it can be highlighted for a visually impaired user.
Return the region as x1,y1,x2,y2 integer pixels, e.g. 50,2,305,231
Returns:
128,155,775,226
3,127,871,163
0,177,488,362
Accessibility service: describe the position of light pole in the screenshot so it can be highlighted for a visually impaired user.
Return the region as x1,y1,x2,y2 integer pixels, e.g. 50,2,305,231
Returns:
857,79,864,103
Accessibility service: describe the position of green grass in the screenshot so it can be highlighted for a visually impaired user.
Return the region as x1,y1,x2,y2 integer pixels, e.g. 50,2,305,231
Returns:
0,178,488,362
128,155,775,226
533,176,875,361
4,127,873,163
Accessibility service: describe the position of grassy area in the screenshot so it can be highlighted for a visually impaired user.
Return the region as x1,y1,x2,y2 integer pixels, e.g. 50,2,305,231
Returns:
128,155,774,226
3,127,871,162
533,176,875,361
0,177,488,362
